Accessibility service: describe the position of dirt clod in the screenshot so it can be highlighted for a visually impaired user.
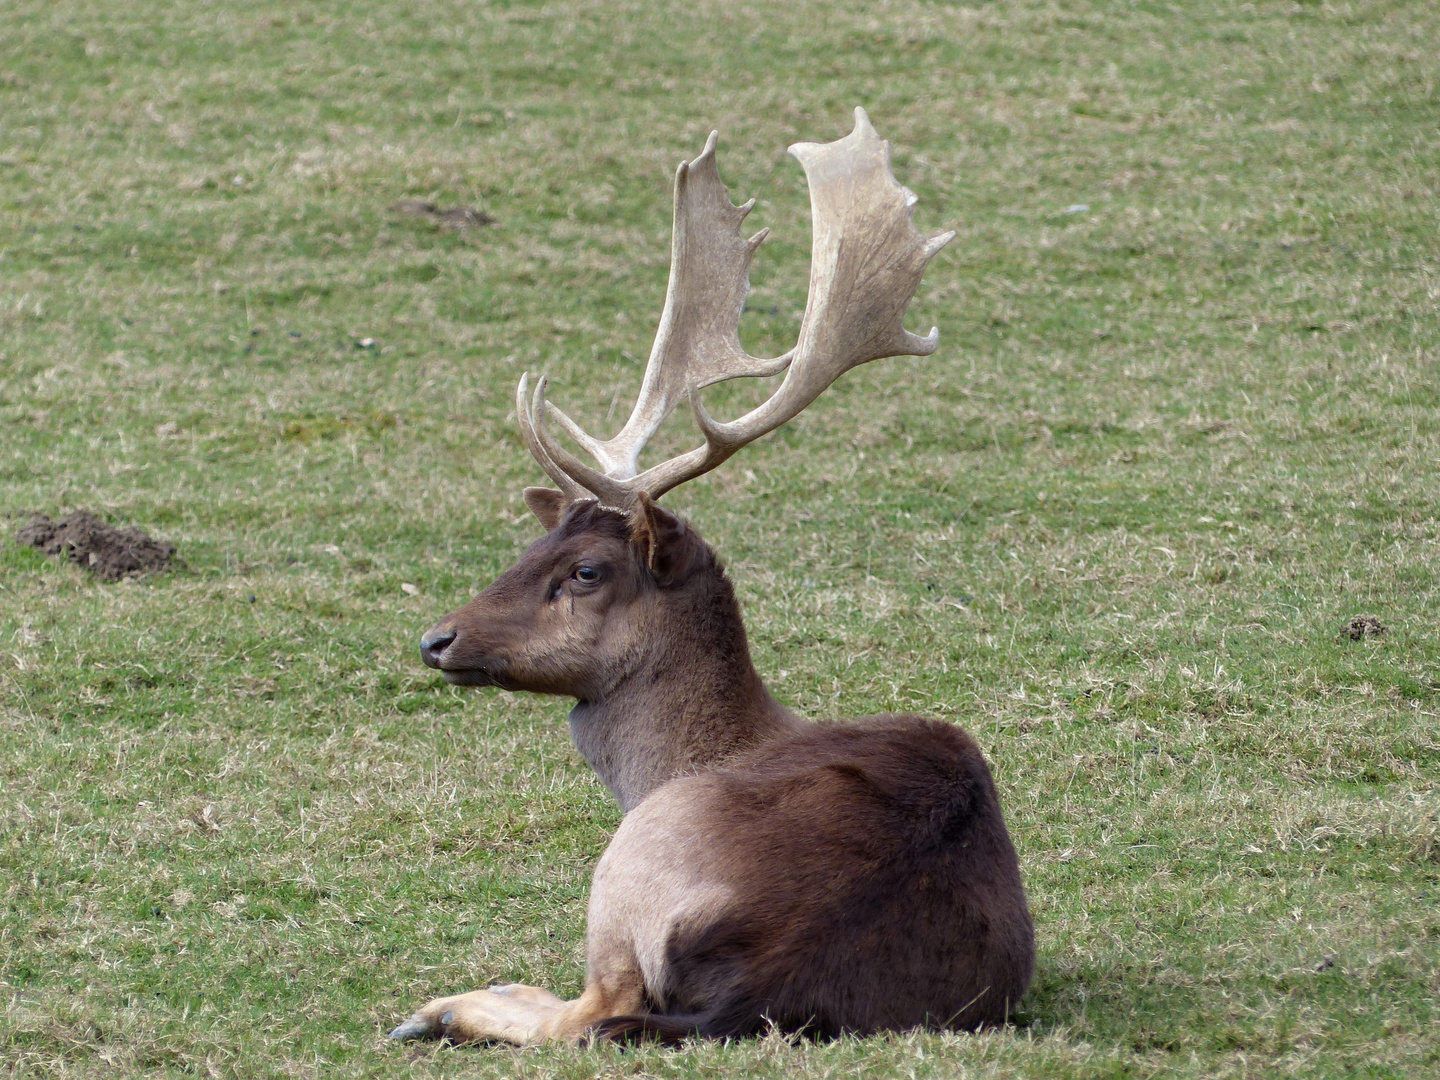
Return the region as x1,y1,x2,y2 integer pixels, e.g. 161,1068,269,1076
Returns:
1344,615,1388,641
389,199,496,229
17,511,176,581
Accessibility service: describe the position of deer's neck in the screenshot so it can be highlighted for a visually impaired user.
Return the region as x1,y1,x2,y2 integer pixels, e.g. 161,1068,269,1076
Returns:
567,572,800,813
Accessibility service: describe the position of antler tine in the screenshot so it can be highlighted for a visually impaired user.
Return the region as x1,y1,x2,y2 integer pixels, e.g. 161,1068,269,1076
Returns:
515,374,589,503
522,374,639,508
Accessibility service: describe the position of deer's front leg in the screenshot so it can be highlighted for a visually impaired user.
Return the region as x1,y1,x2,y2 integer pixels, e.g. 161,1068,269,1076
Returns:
388,984,563,1045
389,974,642,1046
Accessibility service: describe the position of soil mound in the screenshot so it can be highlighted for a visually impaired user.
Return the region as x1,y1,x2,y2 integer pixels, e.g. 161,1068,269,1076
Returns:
1344,615,1388,640
17,511,176,581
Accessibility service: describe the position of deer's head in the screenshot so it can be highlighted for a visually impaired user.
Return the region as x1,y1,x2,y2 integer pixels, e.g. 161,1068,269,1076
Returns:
420,494,709,698
421,109,952,700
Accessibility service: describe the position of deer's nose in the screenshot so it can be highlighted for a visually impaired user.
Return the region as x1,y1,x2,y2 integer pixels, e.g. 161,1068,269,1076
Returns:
420,629,457,668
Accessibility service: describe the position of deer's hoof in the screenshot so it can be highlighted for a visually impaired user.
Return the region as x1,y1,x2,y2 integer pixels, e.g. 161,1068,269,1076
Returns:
388,1010,450,1041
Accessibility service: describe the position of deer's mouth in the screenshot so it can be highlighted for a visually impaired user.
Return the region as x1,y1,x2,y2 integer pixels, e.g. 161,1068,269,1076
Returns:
439,665,525,691
440,667,494,687
420,625,524,689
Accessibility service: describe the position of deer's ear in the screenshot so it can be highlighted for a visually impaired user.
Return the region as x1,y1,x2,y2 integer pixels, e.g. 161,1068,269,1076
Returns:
523,487,570,531
627,492,700,587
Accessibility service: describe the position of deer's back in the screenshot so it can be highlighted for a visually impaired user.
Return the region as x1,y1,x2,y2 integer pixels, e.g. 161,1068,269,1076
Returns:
604,715,1033,1036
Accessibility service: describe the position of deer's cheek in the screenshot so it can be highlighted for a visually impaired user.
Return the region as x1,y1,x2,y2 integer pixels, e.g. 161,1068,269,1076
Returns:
514,607,602,665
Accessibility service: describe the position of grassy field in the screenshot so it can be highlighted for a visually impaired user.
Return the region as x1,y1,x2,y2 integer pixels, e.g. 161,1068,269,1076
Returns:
2,0,1438,1076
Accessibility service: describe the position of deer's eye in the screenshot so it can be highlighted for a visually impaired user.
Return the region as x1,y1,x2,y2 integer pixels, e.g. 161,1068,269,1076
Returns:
574,565,600,584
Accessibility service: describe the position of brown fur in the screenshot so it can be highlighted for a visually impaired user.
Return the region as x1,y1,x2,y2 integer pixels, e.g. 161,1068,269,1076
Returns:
395,497,1033,1045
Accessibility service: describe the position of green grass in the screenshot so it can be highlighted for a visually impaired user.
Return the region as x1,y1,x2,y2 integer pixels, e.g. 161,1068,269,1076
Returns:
2,0,1437,1076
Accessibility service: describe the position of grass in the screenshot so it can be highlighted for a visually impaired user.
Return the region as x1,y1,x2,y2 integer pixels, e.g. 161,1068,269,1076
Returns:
2,0,1437,1076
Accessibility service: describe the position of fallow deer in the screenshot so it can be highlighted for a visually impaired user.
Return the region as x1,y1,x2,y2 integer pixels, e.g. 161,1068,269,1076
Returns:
390,109,1033,1046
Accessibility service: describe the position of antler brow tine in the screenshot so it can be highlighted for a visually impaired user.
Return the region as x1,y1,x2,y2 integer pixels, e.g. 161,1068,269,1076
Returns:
517,107,952,508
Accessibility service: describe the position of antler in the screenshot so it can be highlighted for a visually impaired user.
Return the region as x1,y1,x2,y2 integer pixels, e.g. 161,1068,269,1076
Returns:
519,107,954,508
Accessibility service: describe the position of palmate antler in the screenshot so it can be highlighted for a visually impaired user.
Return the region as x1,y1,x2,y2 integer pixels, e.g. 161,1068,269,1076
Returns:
518,107,955,509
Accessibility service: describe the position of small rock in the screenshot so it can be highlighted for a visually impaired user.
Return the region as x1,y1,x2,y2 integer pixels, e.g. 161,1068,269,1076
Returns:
1065,203,1089,214
400,582,419,596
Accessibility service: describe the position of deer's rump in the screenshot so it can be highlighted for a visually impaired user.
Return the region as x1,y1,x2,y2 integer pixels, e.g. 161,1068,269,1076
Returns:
605,716,1034,1039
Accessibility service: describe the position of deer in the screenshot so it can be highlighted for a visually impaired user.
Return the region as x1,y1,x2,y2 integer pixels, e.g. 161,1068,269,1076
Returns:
389,108,1034,1047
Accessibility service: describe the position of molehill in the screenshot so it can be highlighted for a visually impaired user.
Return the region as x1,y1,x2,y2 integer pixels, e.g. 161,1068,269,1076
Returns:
17,511,176,581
